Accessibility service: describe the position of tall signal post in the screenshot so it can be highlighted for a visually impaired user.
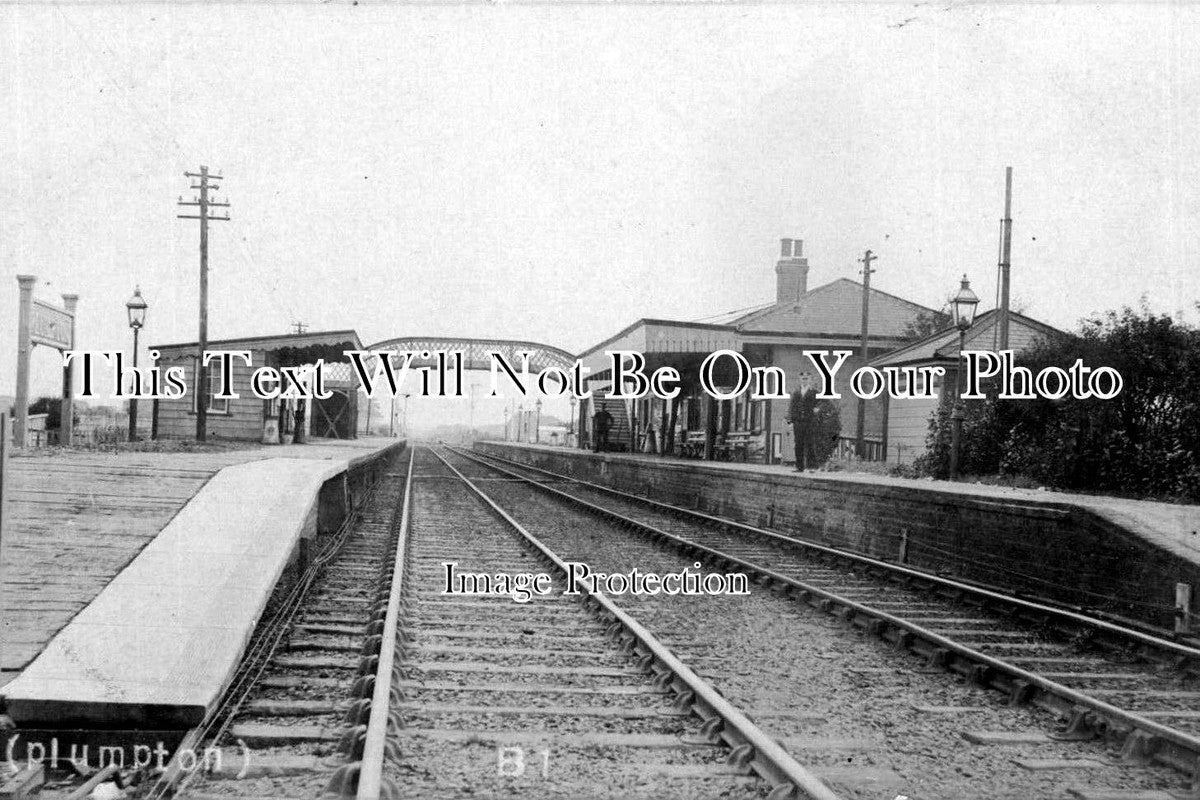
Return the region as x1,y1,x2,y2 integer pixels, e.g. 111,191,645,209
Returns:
856,249,877,459
177,166,230,442
997,167,1014,351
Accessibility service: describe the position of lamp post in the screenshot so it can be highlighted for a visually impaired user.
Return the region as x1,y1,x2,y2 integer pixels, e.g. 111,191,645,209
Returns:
568,395,577,448
125,287,148,442
503,407,510,441
534,399,542,444
947,274,979,481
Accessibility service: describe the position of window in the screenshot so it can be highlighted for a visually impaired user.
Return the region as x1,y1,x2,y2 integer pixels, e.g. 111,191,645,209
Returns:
749,400,764,432
193,358,230,414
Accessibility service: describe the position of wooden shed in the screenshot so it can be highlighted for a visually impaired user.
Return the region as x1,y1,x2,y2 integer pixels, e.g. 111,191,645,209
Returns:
870,310,1065,465
151,330,364,443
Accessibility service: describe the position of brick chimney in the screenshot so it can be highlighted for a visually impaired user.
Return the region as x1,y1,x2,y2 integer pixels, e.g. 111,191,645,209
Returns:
775,238,809,304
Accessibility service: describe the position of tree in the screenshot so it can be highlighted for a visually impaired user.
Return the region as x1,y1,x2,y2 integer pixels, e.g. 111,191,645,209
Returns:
902,308,952,341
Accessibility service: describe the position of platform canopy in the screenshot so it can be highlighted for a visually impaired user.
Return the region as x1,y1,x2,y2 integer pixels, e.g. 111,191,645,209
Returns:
153,329,365,382
578,319,743,385
154,329,363,364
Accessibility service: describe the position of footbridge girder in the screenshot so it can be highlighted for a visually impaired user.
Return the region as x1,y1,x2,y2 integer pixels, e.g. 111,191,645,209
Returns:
364,336,578,374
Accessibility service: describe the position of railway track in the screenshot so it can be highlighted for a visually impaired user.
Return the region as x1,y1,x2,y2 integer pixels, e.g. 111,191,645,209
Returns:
368,446,839,799
446,445,1200,799
153,455,412,800
154,446,843,800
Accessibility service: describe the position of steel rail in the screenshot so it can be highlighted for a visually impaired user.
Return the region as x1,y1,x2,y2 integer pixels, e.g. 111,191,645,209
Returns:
468,448,1200,664
455,446,1200,775
430,446,843,800
356,447,415,800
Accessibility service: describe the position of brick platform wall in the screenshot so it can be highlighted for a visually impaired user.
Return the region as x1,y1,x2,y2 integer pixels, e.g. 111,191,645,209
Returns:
476,442,1198,631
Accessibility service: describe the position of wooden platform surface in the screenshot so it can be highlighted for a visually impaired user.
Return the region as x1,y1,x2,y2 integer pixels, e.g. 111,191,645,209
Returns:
0,438,400,693
1,454,372,726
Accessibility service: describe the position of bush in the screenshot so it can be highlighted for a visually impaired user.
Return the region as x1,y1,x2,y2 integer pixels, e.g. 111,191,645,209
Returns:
915,305,1200,501
22,396,82,431
27,396,63,429
913,398,1007,480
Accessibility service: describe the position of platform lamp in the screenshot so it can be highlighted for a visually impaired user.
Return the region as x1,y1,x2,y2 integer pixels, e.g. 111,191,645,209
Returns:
947,274,979,481
125,287,148,442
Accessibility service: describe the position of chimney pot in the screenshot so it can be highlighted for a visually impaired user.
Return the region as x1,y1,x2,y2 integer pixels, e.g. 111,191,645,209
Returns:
775,236,810,304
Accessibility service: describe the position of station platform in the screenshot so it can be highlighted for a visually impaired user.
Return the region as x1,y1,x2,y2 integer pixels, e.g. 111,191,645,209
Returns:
0,437,404,727
475,442,1200,632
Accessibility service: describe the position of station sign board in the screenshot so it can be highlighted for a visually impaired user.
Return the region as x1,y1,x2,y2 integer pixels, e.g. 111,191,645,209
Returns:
30,298,73,350
13,276,78,447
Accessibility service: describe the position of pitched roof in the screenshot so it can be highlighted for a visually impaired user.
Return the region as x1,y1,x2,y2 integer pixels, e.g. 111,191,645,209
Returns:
692,302,775,326
870,310,1067,368
152,329,364,353
696,278,935,338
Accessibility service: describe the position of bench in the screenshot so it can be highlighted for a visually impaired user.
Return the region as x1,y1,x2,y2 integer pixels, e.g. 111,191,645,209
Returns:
681,431,707,458
717,431,754,462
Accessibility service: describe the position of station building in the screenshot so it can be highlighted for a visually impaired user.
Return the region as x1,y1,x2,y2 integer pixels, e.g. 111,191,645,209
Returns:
871,309,1064,465
576,238,938,464
151,329,365,442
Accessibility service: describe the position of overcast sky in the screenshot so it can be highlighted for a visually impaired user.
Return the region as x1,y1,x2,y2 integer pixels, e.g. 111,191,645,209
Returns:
2,3,1197,405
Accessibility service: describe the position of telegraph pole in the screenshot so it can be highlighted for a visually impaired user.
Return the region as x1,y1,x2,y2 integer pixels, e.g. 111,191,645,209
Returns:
856,249,877,459
177,166,230,442
997,167,1014,351
291,322,309,335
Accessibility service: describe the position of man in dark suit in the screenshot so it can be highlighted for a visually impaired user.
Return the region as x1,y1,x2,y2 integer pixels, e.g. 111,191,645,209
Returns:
593,407,614,453
787,388,818,470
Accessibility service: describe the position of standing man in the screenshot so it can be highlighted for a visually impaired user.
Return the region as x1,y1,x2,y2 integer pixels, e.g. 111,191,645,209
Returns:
293,399,307,444
593,405,614,453
787,385,818,471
